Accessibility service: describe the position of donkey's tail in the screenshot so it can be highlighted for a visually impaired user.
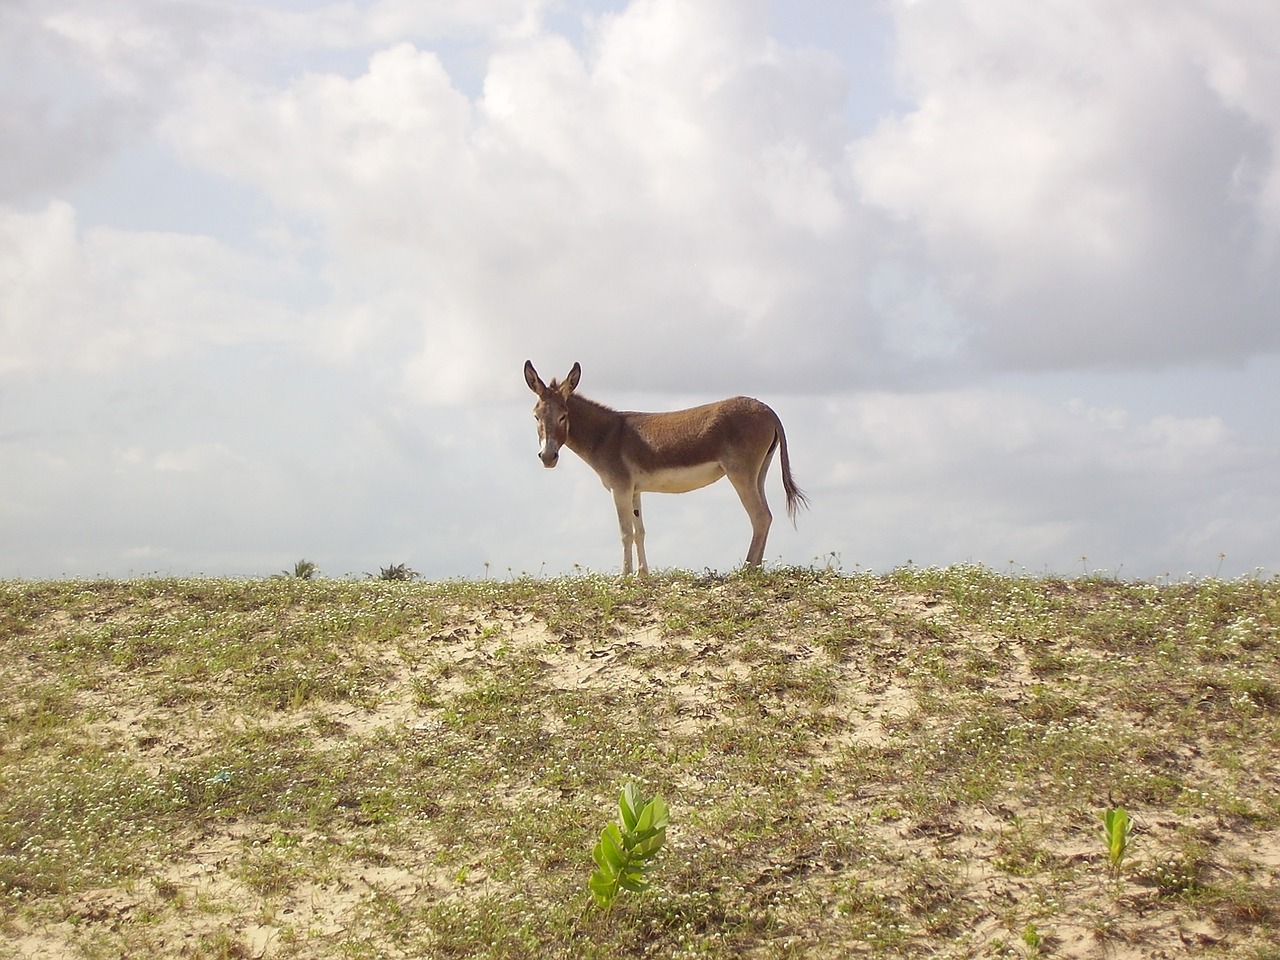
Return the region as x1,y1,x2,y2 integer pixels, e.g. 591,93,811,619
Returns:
775,418,809,525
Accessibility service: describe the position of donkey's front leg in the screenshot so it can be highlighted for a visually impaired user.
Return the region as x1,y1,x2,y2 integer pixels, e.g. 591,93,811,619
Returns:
612,488,638,575
631,492,649,575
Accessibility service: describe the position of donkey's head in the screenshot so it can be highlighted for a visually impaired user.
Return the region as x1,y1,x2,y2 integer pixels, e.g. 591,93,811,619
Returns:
523,360,581,468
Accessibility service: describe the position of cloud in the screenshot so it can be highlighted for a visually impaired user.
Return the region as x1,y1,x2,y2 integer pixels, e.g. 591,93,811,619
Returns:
148,0,1280,397
851,0,1280,371
0,2,154,201
1,0,542,203
152,442,240,473
153,0,877,399
0,201,308,376
11,0,1280,397
805,388,1280,576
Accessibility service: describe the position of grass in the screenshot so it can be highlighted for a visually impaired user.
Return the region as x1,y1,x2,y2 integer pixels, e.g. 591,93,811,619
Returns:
0,565,1277,958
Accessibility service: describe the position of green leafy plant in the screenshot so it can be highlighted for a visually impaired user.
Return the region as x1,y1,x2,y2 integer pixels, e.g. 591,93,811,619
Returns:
589,782,669,910
375,563,419,581
285,559,318,580
1099,806,1132,877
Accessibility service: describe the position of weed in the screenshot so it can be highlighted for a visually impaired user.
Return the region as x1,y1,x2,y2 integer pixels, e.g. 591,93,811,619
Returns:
1133,849,1209,898
1021,921,1043,952
284,559,319,580
1099,806,1132,878
373,563,420,581
589,782,669,910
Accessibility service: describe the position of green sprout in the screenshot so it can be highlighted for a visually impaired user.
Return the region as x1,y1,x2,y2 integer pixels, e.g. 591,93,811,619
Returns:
589,782,669,911
1098,806,1132,877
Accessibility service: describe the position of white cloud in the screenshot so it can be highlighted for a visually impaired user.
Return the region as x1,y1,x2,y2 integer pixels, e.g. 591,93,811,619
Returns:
805,388,1279,576
153,0,872,399
153,443,239,473
2,0,543,204
0,201,307,375
13,0,1280,385
169,44,474,225
851,0,1280,370
258,0,548,51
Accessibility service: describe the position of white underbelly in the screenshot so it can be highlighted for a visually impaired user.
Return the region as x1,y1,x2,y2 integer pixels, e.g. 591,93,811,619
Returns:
635,462,726,494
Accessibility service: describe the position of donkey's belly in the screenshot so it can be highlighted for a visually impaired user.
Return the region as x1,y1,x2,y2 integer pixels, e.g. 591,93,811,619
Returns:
635,462,726,494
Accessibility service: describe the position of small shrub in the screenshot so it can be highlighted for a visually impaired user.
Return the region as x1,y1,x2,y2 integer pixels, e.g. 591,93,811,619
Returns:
374,563,420,582
285,559,318,580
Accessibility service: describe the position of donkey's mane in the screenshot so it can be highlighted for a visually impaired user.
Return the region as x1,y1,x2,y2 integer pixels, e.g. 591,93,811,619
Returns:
559,386,618,415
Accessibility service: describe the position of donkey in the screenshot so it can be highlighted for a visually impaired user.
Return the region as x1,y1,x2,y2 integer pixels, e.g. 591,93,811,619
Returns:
524,360,807,574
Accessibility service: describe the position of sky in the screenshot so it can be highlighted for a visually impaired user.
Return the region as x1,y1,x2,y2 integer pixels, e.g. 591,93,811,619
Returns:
2,0,1279,581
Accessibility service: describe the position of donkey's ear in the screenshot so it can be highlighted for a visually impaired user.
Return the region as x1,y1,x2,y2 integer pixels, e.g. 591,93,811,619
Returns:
524,360,545,394
562,362,582,395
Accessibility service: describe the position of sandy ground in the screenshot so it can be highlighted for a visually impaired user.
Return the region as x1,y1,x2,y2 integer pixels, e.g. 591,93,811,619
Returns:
3,583,1278,959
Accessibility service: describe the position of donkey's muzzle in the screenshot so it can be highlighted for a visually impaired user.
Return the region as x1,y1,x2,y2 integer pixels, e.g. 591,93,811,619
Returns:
539,449,559,468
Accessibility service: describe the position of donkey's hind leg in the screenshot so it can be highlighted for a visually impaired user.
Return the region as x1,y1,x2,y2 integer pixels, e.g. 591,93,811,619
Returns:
728,454,774,567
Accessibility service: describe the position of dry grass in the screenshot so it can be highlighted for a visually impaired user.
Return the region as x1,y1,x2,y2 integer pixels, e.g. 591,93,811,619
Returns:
1,566,1278,959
